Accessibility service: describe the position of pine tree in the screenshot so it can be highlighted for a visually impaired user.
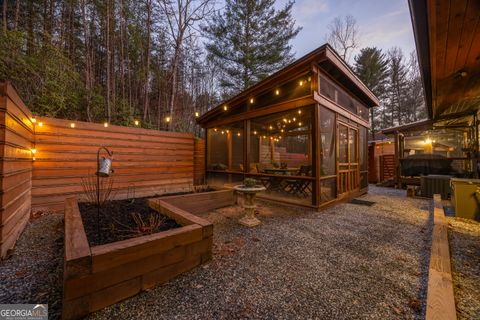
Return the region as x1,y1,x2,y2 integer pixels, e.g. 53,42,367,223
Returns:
203,0,301,94
353,47,389,136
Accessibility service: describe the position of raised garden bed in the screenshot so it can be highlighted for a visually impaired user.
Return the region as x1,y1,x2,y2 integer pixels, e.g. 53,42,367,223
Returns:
79,198,181,246
63,188,234,319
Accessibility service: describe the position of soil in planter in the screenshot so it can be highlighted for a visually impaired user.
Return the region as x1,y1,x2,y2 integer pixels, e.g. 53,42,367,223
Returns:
79,198,181,246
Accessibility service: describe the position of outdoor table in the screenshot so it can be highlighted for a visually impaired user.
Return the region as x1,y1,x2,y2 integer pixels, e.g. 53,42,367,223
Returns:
264,168,299,192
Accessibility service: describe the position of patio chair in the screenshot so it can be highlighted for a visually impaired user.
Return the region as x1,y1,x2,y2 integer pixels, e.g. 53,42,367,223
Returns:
256,163,271,189
284,165,312,197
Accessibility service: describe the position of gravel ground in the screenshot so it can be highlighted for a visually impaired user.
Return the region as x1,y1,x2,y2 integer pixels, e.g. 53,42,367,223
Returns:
89,186,432,320
447,216,480,320
0,214,64,319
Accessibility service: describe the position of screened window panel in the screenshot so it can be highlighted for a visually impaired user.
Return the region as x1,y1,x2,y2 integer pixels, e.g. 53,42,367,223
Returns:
339,125,348,163
320,106,336,176
349,128,357,163
321,178,336,203
207,128,227,169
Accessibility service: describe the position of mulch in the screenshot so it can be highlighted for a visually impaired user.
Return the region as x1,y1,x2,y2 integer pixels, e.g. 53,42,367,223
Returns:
79,198,180,246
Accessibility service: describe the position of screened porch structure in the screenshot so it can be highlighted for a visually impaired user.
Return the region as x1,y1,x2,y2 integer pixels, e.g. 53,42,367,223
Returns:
197,45,379,208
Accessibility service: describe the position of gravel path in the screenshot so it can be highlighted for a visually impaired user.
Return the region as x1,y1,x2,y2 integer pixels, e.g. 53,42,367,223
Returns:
447,217,480,320
0,214,64,319
89,186,431,320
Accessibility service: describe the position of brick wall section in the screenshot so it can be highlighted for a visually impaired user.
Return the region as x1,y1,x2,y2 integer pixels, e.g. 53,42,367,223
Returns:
0,82,34,258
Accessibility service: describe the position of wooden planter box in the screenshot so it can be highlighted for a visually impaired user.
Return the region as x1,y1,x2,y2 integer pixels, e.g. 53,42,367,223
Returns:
63,194,218,320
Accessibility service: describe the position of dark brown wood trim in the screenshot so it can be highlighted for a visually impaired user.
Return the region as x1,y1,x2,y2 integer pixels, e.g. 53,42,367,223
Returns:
204,96,315,128
314,92,371,128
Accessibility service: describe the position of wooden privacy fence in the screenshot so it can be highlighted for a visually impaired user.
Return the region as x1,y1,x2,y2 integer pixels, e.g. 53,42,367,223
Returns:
0,81,206,258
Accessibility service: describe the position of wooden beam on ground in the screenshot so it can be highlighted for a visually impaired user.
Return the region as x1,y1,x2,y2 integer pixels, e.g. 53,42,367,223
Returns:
426,194,457,320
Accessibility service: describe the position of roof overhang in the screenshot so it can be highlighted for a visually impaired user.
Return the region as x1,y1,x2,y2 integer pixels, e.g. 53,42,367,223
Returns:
408,0,480,123
197,44,379,125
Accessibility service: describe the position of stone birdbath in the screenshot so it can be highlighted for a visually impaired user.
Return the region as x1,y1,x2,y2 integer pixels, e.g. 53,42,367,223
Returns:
233,184,266,227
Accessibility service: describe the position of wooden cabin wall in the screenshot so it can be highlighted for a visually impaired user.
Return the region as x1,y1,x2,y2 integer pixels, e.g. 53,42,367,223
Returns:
32,117,195,212
0,82,34,258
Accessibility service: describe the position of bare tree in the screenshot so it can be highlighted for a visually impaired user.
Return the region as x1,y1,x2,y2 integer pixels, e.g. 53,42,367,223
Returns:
326,15,360,63
159,0,214,130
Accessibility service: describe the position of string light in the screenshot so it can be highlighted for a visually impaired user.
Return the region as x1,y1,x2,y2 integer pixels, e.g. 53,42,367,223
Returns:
298,110,302,114
298,122,302,126
275,89,280,95
165,116,171,123
104,122,109,128
195,111,199,117
281,129,284,133
253,131,257,135
263,135,266,139
223,105,228,111
31,148,37,154
269,125,273,130
293,117,296,121
31,118,37,123
38,122,43,127
288,120,291,123
283,118,288,123
249,98,254,104
214,128,217,132
221,131,225,134
299,80,304,86
226,129,229,133
134,120,140,126
70,123,76,128
237,132,241,137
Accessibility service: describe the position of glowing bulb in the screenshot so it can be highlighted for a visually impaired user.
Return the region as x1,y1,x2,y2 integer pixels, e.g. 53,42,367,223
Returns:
214,128,218,132
249,98,254,104
253,131,257,135
424,138,432,144
70,123,75,128
288,120,291,123
270,136,273,140
134,120,140,126
104,122,109,128
281,129,284,133
299,122,302,126
269,126,273,130
275,89,280,95
226,129,229,133
165,116,171,122
263,135,266,139
38,122,43,127
223,105,228,111
195,111,199,117
31,148,37,154
221,131,225,134
298,110,302,114
31,118,37,123
293,117,296,121
237,132,241,137
299,80,304,86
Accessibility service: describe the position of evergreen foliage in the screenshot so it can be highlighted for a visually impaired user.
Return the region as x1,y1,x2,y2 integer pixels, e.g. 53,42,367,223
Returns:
203,0,301,94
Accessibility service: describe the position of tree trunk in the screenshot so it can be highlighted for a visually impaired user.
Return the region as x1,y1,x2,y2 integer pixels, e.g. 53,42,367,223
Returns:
106,0,112,122
2,0,6,33
142,0,152,122
14,0,19,30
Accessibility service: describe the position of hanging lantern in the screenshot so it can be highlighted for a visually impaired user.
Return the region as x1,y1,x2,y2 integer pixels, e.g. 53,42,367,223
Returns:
96,156,113,177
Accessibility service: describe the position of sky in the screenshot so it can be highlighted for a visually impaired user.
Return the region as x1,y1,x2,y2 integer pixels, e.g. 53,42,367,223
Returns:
275,0,416,62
